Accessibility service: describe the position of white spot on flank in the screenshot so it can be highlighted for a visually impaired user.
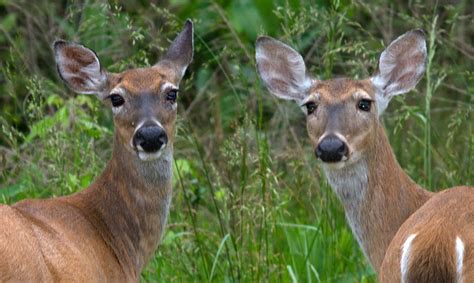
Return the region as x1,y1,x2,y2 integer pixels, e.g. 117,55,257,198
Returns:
401,233,417,283
456,236,464,283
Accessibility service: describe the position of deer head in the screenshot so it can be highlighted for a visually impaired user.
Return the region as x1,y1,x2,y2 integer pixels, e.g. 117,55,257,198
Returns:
54,20,194,162
256,30,427,169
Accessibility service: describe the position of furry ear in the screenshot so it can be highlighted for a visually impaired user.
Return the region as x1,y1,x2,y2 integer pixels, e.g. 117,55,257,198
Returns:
255,36,312,103
157,20,194,80
371,29,427,114
53,40,108,97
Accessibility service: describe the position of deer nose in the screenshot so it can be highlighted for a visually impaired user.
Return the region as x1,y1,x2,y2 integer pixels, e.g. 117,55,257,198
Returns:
316,135,348,162
133,126,168,153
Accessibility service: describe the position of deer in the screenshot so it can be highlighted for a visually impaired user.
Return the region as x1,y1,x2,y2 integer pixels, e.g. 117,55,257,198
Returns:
0,20,193,282
256,29,473,282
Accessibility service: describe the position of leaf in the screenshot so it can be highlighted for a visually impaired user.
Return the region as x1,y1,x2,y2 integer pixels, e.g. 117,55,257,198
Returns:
0,13,16,43
67,173,80,189
0,14,16,32
0,183,26,199
25,106,70,143
46,94,64,108
25,116,56,143
76,119,109,139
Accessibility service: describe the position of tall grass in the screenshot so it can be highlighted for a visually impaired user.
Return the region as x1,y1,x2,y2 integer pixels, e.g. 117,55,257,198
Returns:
424,15,437,190
1,0,473,282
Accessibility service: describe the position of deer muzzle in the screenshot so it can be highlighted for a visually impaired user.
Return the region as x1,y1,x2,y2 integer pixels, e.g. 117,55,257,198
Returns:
132,121,168,161
316,135,348,163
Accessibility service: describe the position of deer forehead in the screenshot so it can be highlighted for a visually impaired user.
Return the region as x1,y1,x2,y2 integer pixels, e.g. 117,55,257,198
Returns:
310,78,375,103
111,67,177,94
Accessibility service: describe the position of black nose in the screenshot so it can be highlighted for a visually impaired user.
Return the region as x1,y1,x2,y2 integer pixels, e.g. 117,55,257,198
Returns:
316,135,348,162
133,126,168,153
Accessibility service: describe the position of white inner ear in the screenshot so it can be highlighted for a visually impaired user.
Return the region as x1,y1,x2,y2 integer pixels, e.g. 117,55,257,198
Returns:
371,76,391,116
57,46,107,95
371,32,426,116
179,66,187,79
256,43,312,103
283,50,312,95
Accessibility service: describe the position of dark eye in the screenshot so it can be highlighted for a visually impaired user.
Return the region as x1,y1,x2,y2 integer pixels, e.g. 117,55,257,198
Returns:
166,89,178,103
110,94,125,107
358,99,371,112
304,101,318,115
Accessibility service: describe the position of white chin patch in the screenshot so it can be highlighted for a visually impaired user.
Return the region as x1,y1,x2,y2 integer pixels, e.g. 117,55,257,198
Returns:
323,158,349,170
137,144,167,161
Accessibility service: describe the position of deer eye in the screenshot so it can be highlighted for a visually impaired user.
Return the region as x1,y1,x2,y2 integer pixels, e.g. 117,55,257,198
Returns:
358,99,372,112
304,101,318,115
109,94,125,107
166,89,178,103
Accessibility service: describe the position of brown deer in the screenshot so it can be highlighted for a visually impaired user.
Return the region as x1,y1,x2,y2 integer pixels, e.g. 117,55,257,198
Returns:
0,20,193,282
256,29,473,282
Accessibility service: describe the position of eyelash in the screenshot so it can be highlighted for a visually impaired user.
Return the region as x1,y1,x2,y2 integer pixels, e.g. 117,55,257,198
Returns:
109,94,125,107
166,89,178,103
358,99,372,112
303,101,317,115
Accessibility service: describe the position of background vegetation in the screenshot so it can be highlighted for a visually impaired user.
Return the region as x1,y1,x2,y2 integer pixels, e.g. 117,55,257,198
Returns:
0,0,472,281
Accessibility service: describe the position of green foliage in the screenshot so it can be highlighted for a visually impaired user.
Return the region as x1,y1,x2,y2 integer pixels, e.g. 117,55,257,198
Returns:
0,0,473,282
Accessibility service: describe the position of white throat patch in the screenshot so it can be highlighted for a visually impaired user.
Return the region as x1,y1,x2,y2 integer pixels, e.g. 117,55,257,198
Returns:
134,148,173,185
323,160,368,204
322,160,369,257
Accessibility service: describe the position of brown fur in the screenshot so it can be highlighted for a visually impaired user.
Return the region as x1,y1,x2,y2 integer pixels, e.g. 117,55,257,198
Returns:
0,21,193,281
256,31,473,280
380,187,474,282
306,79,432,270
0,137,172,281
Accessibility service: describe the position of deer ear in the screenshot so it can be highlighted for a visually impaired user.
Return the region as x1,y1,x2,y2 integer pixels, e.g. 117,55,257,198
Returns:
158,20,194,80
371,29,427,114
54,40,108,97
256,36,312,103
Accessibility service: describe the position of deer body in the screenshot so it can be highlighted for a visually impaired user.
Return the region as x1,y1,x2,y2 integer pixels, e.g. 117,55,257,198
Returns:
323,119,432,269
256,30,473,281
0,21,193,281
380,186,473,282
0,148,172,281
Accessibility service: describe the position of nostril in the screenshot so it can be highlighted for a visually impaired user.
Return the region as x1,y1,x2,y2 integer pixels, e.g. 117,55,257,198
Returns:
316,145,323,158
133,126,168,153
157,131,168,146
133,131,145,147
337,143,348,155
316,135,348,163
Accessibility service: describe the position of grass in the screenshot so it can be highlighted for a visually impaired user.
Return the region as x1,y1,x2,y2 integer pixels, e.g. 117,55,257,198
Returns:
1,0,473,282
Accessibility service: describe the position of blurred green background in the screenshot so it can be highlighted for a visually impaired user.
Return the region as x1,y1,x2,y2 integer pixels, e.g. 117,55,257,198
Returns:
0,0,472,282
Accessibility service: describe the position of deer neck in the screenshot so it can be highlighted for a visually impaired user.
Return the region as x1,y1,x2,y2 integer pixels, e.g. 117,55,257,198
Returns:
322,123,432,272
69,134,173,278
